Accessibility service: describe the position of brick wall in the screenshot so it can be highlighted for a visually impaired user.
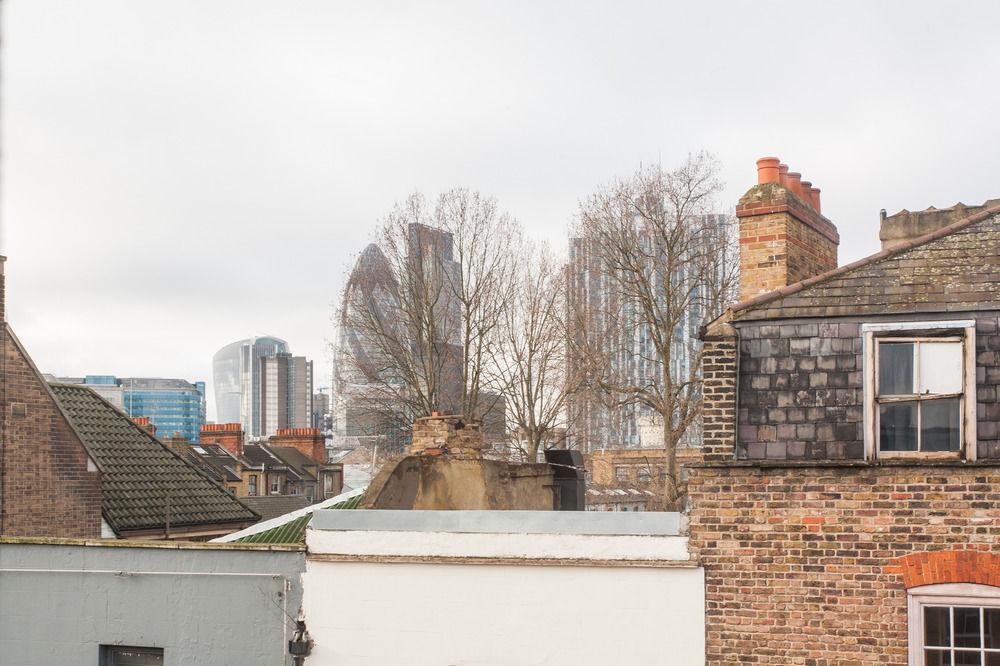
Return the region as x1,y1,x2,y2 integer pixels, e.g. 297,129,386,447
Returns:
687,463,1000,665
270,427,326,463
1,327,102,537
737,183,839,302
201,423,244,457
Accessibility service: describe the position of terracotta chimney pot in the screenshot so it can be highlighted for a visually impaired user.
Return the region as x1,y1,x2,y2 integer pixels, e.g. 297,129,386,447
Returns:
755,157,781,185
810,187,822,213
778,164,789,187
786,172,803,197
800,180,813,208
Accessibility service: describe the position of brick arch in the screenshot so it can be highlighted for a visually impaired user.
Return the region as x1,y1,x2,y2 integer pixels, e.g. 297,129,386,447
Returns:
890,550,1000,589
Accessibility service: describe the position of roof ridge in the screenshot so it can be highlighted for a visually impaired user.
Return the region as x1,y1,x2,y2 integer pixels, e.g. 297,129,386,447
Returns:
730,203,1000,316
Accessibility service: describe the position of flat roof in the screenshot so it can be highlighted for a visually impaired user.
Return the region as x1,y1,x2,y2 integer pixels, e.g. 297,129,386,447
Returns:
309,510,681,536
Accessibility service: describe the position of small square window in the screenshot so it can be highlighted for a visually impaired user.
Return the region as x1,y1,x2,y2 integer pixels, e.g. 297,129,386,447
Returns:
864,322,975,460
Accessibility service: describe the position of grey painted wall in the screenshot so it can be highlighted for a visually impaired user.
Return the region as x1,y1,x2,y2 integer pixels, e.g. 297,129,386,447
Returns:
0,541,305,666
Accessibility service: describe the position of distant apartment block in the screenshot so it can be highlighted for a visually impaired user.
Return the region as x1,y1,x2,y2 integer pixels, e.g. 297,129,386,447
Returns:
49,374,206,442
213,337,314,438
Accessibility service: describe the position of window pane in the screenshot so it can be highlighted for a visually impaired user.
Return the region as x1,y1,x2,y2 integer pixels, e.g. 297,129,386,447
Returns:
880,401,918,452
986,653,1000,666
925,649,952,666
920,342,964,394
955,607,982,647
926,606,952,647
922,399,962,452
955,651,982,666
986,608,1000,648
880,342,914,395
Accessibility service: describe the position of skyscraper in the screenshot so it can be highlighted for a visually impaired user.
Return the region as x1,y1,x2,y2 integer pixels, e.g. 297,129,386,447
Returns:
261,352,314,437
565,214,733,451
212,336,288,437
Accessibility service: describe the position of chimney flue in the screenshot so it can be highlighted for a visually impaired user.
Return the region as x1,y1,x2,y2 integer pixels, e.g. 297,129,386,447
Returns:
756,157,781,185
809,187,822,213
778,164,789,187
786,172,803,197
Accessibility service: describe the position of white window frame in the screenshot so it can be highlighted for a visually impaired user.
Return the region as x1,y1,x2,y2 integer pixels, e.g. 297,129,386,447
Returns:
862,320,977,461
908,583,1000,665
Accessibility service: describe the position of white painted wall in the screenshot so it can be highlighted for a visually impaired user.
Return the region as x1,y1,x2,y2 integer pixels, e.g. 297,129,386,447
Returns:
303,560,704,665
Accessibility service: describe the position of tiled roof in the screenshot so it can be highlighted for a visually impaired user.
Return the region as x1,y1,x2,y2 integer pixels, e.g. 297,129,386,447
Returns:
50,384,259,534
269,446,320,481
216,488,366,545
731,205,1000,321
239,495,312,521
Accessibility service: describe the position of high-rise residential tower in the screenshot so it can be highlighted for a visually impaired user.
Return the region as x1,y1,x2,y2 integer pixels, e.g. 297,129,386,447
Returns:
565,213,734,452
212,336,288,438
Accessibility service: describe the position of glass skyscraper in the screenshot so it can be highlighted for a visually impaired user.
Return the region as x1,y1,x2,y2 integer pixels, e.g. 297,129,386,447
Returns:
50,375,206,442
212,336,292,438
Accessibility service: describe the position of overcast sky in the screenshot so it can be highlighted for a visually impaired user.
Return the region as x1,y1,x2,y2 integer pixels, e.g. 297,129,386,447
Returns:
4,1,1000,420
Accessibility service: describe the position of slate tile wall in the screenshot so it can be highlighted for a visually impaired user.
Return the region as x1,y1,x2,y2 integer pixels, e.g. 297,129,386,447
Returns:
733,314,1000,461
736,320,864,460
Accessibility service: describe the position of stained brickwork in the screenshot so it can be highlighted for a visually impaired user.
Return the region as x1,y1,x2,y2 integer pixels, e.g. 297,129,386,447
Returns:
737,183,839,302
1,327,102,537
689,465,1000,665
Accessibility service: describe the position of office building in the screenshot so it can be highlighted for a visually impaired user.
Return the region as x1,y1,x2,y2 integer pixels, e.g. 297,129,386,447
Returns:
212,336,288,438
50,375,206,442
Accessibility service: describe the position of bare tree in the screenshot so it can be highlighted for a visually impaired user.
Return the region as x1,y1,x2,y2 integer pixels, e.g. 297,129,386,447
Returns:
571,152,738,507
491,240,577,461
335,190,518,446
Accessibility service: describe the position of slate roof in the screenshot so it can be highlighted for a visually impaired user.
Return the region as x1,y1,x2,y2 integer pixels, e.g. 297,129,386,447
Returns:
216,487,366,545
732,205,1000,321
269,446,320,482
50,384,259,535
239,495,312,521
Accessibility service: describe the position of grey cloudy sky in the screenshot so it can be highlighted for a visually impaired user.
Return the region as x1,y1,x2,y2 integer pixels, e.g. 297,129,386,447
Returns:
4,1,1000,420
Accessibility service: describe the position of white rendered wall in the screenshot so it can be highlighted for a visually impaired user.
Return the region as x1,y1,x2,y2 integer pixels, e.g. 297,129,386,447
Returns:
302,559,704,665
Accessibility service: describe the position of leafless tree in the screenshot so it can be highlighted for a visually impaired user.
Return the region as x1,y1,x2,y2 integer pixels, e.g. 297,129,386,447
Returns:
335,190,518,445
491,240,578,461
571,152,738,507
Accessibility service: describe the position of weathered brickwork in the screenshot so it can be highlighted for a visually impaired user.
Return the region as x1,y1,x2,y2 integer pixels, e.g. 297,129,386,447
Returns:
1,327,102,537
691,194,1000,664
737,183,839,302
687,464,1000,665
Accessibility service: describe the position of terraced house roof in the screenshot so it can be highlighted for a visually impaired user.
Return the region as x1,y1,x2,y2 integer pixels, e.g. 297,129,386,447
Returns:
50,384,259,535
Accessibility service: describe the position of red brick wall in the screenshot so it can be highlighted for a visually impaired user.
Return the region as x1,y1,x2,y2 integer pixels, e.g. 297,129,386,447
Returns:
271,427,325,463
1,327,102,537
201,423,244,457
687,464,1000,665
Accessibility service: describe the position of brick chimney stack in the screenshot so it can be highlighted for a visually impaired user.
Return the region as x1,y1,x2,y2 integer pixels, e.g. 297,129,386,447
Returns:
737,157,839,302
271,427,327,463
410,414,484,460
200,423,245,457
0,256,6,324
130,416,156,436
